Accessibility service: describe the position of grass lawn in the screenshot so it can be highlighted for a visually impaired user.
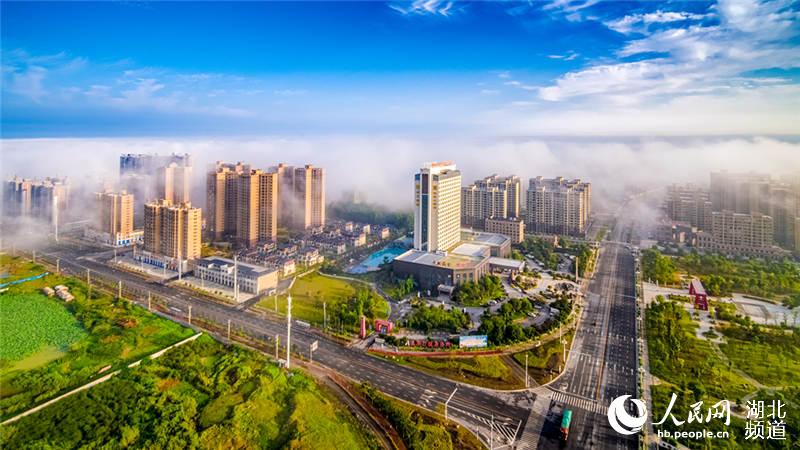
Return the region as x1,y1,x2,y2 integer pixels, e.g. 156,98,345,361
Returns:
0,255,194,419
395,355,525,390
717,325,800,387
512,327,576,385
259,271,388,329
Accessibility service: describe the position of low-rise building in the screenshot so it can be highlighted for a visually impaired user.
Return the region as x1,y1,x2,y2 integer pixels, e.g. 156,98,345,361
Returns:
460,229,511,257
379,226,391,239
393,249,489,291
485,217,524,244
297,248,324,266
194,257,278,295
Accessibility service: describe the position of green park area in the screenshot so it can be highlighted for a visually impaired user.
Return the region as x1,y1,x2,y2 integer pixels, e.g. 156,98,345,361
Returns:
395,355,524,390
647,296,800,448
643,249,800,305
360,382,483,450
259,271,388,334
0,255,193,419
1,334,376,449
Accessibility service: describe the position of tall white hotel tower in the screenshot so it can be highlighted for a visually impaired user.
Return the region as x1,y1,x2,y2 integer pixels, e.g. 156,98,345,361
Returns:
413,161,462,253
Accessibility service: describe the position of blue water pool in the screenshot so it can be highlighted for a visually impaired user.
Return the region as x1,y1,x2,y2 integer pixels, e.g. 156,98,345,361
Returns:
347,246,407,274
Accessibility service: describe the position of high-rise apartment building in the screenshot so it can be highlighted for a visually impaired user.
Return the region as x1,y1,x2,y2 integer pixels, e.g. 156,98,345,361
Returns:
697,211,785,257
157,162,192,204
664,184,713,230
525,176,591,237
120,153,193,226
143,200,201,261
96,190,134,240
710,171,773,215
205,162,279,246
708,171,799,251
272,163,326,230
461,175,521,229
413,162,462,252
3,176,70,226
206,161,248,240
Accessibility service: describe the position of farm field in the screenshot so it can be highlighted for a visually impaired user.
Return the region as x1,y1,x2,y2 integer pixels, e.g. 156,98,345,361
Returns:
0,292,86,362
1,334,377,449
0,255,194,419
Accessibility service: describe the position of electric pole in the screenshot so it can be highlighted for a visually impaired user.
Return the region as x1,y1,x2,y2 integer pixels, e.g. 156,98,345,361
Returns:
286,295,292,369
525,354,529,388
148,292,152,311
227,319,231,340
188,305,192,325
118,280,122,299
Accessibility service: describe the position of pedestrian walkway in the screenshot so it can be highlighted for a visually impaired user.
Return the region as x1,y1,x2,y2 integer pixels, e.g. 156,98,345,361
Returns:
516,393,551,450
549,389,606,414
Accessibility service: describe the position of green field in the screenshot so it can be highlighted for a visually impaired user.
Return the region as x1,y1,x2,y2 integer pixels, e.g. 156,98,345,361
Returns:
259,272,388,332
1,335,377,449
0,292,86,362
512,327,575,384
395,355,524,389
0,255,194,419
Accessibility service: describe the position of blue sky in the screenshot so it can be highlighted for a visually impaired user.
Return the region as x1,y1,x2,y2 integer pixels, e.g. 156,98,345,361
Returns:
2,0,799,137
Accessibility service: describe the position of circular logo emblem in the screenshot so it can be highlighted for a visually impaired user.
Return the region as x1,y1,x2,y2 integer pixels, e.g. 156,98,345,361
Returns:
607,395,648,435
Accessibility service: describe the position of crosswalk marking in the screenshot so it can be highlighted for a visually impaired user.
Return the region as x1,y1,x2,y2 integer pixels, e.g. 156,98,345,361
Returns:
549,390,606,414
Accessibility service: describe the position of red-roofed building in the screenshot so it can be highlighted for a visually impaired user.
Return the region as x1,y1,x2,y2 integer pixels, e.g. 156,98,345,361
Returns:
689,278,708,310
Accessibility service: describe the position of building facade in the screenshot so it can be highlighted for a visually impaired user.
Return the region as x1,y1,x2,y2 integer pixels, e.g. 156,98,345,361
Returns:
664,184,713,231
697,210,786,257
120,153,193,226
525,176,591,237
95,190,134,245
194,257,278,296
143,200,202,261
413,161,462,252
274,164,326,230
3,176,70,226
485,217,525,244
461,174,520,228
206,162,278,246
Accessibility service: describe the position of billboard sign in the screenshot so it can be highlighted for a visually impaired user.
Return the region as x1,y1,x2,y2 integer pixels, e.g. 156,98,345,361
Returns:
459,335,488,348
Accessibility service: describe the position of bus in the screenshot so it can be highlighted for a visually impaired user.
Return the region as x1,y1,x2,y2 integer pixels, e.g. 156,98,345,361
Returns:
560,409,573,441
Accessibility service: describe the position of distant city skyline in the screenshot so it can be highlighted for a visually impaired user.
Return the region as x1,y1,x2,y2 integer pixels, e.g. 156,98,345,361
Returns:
2,0,799,137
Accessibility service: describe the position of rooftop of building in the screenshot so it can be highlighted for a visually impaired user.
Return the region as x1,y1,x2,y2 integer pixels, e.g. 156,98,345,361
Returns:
451,243,490,258
196,257,277,277
395,249,485,270
460,229,510,247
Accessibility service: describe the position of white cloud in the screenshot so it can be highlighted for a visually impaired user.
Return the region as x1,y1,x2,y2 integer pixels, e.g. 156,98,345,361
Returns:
389,0,458,17
605,11,711,34
547,52,580,61
3,136,798,212
532,0,800,133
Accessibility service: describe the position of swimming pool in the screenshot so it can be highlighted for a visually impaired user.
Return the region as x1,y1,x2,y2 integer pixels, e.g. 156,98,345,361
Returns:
347,246,407,274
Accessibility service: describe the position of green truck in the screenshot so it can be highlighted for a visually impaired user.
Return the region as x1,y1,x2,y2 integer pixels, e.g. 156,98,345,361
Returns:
560,409,573,441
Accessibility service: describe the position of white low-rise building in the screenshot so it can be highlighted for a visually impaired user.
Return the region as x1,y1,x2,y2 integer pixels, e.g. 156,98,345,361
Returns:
194,257,278,295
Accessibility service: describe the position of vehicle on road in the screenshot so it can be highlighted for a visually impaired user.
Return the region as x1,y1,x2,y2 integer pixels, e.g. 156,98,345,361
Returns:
560,409,572,441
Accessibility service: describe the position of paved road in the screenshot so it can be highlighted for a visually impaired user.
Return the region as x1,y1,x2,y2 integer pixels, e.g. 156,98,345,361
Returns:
31,242,532,448
532,223,639,450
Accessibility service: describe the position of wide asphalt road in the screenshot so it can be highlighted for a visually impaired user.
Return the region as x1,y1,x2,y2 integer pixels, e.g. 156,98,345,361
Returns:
32,242,532,448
